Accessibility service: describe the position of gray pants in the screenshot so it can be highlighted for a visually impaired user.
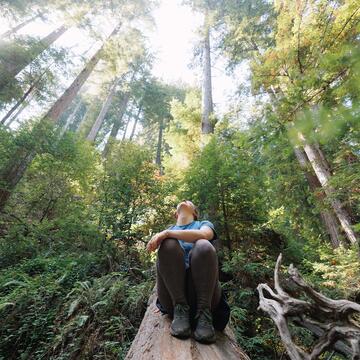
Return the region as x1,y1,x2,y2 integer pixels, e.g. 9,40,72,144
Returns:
156,238,222,320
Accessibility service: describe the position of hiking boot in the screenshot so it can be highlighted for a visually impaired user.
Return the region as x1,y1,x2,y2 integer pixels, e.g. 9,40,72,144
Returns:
193,307,216,343
170,303,191,339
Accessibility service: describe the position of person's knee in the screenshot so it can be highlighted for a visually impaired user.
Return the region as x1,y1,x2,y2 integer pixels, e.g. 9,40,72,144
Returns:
158,238,182,258
192,239,216,257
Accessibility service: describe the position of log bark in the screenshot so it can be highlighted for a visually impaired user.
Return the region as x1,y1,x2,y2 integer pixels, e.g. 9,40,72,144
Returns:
125,285,250,360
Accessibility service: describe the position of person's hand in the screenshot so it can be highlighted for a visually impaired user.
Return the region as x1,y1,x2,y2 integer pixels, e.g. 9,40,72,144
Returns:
146,230,169,252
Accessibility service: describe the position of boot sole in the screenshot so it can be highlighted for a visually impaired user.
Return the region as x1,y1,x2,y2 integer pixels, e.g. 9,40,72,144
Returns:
170,326,191,339
193,332,216,344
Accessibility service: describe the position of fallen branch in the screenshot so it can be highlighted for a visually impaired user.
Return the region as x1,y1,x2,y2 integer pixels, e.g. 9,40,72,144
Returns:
257,253,360,360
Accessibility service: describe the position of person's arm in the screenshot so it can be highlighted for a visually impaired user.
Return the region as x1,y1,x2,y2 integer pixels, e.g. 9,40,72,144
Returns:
146,223,216,253
165,225,214,243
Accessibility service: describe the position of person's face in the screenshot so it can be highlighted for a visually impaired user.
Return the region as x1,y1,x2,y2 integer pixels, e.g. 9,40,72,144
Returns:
176,200,195,218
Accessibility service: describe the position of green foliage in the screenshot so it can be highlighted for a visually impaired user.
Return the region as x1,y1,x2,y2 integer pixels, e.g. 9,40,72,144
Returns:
0,247,153,359
0,35,69,106
288,102,360,221
0,124,101,268
0,0,359,358
179,121,268,250
218,0,276,66
97,140,175,246
221,247,281,359
306,243,360,299
248,110,333,257
163,88,202,174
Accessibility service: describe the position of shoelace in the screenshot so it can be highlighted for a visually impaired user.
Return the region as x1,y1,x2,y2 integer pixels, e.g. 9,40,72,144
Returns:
174,303,190,318
195,308,213,326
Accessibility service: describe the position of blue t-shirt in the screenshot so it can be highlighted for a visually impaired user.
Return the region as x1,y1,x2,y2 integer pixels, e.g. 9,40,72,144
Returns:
167,220,218,269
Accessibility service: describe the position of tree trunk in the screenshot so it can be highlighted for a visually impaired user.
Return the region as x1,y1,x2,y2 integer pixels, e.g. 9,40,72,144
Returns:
294,146,342,248
219,183,231,250
86,76,120,141
124,285,250,360
4,91,35,127
313,141,333,175
298,131,358,245
0,84,35,125
0,25,68,90
45,23,121,123
129,103,142,141
59,98,83,136
268,87,357,246
0,147,36,212
1,62,53,125
0,13,42,40
155,117,164,175
122,115,130,140
0,23,122,212
201,12,214,135
102,91,131,157
71,106,89,134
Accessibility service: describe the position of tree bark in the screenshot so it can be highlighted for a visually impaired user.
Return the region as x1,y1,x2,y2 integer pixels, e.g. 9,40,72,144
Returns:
59,98,83,136
155,117,164,175
124,285,250,360
74,106,90,133
44,23,121,123
122,115,130,140
201,10,214,135
219,182,231,250
101,68,138,156
129,103,142,141
4,91,35,127
86,76,120,141
0,23,122,212
0,25,68,90
1,88,34,126
268,87,357,246
0,148,36,212
1,62,53,125
102,90,131,157
0,13,42,40
294,147,342,248
298,131,358,245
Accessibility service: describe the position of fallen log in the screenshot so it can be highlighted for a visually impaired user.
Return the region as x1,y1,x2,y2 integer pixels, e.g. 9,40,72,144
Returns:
257,253,360,360
125,284,250,360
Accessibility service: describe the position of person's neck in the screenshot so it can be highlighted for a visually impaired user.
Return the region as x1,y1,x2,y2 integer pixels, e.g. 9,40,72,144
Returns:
176,216,195,226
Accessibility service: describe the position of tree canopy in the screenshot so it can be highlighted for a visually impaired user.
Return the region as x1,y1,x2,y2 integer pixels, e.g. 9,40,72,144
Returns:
0,0,359,358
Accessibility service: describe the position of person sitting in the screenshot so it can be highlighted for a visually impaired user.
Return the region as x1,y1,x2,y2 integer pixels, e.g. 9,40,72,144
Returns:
146,200,230,344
